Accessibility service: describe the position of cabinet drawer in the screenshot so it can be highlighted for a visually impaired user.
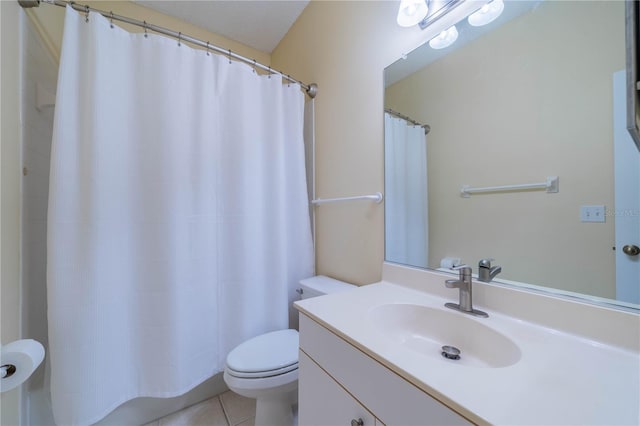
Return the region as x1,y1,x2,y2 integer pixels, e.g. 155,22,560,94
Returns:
299,351,376,426
299,314,470,426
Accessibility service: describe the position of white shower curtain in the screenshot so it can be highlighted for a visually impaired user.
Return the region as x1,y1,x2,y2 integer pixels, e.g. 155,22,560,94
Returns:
384,113,429,268
47,7,314,425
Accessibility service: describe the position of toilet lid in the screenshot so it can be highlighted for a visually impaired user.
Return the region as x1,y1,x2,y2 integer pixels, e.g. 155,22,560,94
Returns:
226,329,299,374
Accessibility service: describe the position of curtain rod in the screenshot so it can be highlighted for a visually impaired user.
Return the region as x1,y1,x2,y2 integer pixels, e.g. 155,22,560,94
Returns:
385,108,430,134
17,0,318,99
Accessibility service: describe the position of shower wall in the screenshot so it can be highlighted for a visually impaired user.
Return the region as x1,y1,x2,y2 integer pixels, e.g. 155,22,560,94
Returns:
21,10,56,425
1,1,23,424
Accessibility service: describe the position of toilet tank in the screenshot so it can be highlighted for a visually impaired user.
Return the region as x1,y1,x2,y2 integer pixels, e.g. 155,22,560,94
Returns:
298,275,356,299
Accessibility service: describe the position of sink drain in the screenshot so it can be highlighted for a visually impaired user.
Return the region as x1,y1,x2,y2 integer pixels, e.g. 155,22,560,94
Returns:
441,345,461,360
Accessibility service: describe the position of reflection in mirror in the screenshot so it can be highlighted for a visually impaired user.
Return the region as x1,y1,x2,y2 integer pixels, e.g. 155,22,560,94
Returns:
385,109,430,269
384,0,640,310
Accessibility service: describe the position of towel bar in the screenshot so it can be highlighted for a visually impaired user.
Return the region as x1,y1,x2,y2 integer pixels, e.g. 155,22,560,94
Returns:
311,192,384,205
461,176,558,198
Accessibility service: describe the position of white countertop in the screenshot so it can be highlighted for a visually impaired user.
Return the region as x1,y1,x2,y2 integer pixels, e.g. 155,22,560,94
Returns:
295,280,640,425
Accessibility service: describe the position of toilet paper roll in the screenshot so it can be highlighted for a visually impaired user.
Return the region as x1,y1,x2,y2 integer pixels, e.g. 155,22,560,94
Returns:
1,339,45,392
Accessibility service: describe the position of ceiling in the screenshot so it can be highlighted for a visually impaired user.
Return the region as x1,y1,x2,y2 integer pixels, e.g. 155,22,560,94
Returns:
135,1,310,54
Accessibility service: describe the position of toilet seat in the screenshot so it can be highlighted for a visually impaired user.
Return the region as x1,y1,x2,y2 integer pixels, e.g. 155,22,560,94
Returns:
225,329,299,378
226,361,298,379
223,366,298,400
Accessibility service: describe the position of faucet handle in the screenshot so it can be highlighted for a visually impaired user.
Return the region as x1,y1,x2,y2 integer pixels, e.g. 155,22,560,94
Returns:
478,258,502,283
478,258,494,268
451,264,470,271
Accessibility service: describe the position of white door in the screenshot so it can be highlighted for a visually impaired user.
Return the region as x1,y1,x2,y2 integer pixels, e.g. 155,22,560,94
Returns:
613,70,640,304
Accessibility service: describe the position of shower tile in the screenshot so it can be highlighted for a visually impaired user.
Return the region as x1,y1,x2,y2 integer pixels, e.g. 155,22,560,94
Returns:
158,397,228,426
219,391,256,425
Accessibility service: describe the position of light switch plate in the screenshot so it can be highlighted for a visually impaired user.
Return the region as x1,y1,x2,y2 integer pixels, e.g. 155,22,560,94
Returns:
580,205,606,223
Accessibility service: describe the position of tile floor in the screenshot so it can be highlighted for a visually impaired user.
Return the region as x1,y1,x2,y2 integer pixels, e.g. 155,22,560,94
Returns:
144,391,256,426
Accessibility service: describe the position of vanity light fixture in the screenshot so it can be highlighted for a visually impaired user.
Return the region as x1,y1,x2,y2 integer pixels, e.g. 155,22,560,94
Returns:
397,0,429,28
428,25,458,49
467,0,505,27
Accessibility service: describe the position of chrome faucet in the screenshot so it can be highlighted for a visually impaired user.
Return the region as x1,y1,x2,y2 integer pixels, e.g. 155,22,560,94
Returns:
444,265,489,318
478,258,502,283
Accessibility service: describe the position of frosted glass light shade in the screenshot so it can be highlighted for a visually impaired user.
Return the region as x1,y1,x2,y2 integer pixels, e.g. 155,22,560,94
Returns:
468,0,505,27
397,0,429,28
429,25,458,49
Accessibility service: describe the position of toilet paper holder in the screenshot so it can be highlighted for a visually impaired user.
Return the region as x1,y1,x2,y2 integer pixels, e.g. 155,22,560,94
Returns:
0,339,45,392
1,364,17,379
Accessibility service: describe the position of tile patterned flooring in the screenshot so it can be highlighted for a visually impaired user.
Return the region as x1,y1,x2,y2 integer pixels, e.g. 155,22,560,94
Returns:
144,391,256,426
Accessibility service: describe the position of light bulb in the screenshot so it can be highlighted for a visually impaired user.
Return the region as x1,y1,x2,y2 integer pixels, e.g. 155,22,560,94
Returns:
468,0,505,27
429,25,458,49
397,0,429,28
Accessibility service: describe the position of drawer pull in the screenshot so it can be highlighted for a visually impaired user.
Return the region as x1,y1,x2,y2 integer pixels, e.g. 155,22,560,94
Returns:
351,419,364,426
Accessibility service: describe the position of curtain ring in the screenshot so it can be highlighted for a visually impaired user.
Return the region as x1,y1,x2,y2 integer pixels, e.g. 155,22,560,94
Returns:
287,75,291,87
268,66,271,79
228,49,232,64
143,21,148,38
177,32,181,47
84,5,90,22
252,59,257,74
206,41,210,56
109,11,114,29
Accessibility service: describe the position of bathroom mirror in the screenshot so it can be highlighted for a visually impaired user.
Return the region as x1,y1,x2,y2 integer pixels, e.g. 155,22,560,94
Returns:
384,0,640,309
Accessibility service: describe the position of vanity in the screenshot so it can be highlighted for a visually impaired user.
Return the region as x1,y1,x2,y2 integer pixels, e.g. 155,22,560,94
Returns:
294,263,640,425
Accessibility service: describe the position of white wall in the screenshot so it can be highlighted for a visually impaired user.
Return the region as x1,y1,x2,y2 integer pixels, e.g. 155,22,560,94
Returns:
19,11,59,425
1,1,24,424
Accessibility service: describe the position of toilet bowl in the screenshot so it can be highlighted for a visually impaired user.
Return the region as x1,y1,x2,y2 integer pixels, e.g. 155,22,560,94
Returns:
223,276,356,426
224,329,299,425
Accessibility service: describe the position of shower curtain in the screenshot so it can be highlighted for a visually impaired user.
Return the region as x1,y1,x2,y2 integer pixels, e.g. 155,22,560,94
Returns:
384,113,429,268
47,7,314,425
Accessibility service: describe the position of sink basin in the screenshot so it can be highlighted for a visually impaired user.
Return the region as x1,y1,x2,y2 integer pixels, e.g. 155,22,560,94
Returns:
368,304,521,368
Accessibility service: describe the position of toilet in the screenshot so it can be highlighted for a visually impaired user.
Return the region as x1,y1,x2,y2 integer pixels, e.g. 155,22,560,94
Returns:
223,275,356,426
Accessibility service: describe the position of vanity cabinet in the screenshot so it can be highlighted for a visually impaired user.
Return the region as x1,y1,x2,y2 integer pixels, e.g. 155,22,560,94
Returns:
298,314,470,426
299,351,378,426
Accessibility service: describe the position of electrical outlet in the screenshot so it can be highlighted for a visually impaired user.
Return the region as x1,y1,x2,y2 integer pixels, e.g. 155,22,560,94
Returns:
580,205,606,223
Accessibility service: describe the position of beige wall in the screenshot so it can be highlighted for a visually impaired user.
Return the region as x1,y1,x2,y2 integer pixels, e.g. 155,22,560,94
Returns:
272,1,457,285
1,0,24,423
385,1,624,298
